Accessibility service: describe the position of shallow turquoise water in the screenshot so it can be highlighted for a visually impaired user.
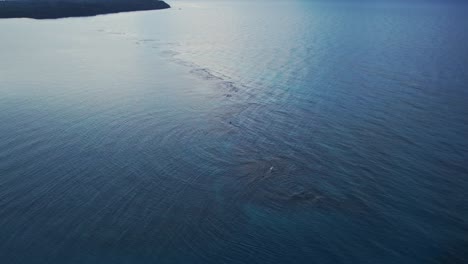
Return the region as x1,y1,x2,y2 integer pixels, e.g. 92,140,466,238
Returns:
0,1,467,263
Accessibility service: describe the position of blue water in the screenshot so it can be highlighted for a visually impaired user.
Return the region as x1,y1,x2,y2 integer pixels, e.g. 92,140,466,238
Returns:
0,1,467,263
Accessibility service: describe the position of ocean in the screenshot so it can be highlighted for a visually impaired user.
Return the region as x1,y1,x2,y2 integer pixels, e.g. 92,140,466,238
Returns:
0,1,467,263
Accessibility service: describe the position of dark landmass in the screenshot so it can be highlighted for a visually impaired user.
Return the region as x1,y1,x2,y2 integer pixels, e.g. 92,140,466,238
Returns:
0,0,170,19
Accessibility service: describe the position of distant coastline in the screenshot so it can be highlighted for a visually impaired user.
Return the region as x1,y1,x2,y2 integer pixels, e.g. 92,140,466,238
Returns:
0,0,170,19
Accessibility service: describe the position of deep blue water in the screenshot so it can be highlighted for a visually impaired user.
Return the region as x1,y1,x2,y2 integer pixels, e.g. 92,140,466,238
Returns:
0,1,467,263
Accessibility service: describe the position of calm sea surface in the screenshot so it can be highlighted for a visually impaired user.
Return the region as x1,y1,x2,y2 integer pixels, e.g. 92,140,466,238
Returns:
0,1,467,263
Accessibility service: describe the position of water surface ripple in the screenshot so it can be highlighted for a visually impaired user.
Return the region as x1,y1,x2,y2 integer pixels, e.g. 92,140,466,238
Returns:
0,1,467,263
